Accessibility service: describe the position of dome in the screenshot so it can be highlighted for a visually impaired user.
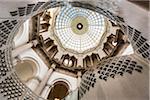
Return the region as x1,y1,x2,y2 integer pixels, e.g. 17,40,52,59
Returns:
0,1,149,100
54,6,106,54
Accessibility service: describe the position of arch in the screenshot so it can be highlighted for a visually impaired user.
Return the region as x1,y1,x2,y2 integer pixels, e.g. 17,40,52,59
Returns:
13,19,29,47
47,81,69,100
15,59,37,82
20,57,40,77
15,57,40,83
0,1,149,100
50,78,72,91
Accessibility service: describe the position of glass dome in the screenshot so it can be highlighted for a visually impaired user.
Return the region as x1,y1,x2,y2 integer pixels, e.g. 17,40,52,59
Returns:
54,6,106,53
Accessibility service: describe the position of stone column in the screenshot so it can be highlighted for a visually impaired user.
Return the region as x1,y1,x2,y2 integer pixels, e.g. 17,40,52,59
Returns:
77,57,83,68
77,71,82,87
12,40,38,57
26,77,40,91
40,84,53,99
34,64,55,95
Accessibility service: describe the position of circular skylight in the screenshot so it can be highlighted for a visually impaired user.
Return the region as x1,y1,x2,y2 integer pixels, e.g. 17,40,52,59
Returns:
54,6,106,53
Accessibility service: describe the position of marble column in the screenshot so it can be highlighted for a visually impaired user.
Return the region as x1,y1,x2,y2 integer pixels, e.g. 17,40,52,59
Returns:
77,71,82,87
34,64,55,95
40,84,53,99
26,77,40,91
12,40,38,57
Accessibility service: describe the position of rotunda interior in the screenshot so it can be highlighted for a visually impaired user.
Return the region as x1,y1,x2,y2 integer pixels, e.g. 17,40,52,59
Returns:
0,0,149,100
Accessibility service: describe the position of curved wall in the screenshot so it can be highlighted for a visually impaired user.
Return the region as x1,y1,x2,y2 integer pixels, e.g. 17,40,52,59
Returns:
0,1,149,100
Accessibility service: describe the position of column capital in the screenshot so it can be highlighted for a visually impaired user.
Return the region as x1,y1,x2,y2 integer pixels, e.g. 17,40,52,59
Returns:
46,84,53,87
77,71,82,77
51,63,56,70
32,40,39,47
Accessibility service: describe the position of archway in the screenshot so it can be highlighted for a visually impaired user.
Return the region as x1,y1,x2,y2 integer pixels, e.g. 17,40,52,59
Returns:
47,81,69,100
15,60,37,83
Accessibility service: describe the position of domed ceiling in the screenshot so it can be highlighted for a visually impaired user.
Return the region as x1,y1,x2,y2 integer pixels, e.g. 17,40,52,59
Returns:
53,6,107,54
0,1,149,100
